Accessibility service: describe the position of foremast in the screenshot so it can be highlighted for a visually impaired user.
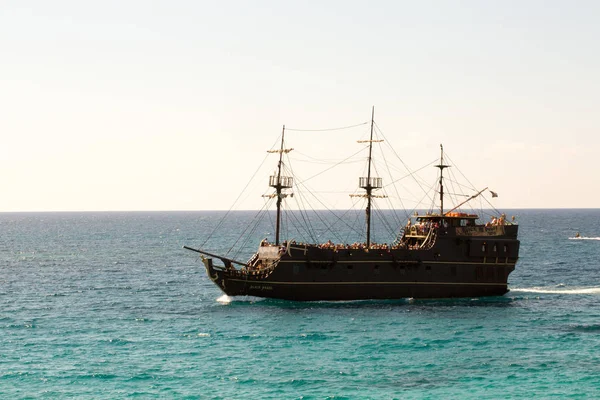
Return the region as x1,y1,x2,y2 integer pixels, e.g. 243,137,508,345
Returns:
267,125,293,245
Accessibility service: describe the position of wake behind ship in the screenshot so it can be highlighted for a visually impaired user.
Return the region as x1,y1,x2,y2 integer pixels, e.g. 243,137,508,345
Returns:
185,108,520,301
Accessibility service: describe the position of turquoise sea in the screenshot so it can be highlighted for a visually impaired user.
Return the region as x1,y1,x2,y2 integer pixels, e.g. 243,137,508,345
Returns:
2,209,600,399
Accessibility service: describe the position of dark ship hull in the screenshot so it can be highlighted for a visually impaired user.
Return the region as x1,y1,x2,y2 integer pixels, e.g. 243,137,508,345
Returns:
185,110,521,301
188,224,519,301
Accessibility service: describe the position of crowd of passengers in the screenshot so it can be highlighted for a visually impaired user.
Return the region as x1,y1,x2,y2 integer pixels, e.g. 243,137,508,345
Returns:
256,213,513,255
405,219,440,235
261,238,401,252
486,214,510,226
316,240,394,251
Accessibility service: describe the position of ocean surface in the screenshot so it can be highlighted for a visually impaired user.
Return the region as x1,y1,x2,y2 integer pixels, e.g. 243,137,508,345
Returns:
2,209,600,399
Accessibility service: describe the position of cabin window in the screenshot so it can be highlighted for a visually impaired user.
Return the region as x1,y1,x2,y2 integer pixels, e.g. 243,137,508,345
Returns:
425,265,431,275
293,265,300,275
504,244,508,254
493,244,497,253
374,265,380,275
482,243,487,253
347,265,354,275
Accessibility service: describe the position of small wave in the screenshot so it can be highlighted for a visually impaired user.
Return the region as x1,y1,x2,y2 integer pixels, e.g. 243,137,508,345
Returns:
568,324,600,333
298,333,330,341
102,338,132,345
511,287,600,295
216,294,232,304
569,237,600,240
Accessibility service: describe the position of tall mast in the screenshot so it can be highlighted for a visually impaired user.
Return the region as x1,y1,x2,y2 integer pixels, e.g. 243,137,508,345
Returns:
354,106,383,248
365,107,375,247
435,144,450,215
268,125,293,245
275,126,285,245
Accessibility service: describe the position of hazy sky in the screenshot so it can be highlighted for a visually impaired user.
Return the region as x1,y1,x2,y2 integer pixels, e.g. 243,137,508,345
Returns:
2,0,599,211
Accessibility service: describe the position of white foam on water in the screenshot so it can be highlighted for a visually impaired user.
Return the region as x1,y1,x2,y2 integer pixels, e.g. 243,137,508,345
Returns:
511,287,600,295
216,294,232,304
569,237,600,241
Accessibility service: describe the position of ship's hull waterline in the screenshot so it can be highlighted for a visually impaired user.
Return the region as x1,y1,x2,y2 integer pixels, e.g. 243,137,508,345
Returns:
200,231,519,301
207,271,511,301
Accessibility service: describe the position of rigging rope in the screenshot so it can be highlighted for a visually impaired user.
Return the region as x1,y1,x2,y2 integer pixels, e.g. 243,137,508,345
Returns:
374,138,404,226
296,146,368,185
345,201,365,244
284,154,318,243
373,203,399,242
286,121,369,132
228,198,273,257
374,122,436,207
293,149,364,164
444,151,502,217
199,134,284,249
293,174,365,240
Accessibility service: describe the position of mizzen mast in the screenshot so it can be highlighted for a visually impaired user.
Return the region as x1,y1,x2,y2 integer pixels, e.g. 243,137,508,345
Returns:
267,125,294,245
435,144,450,216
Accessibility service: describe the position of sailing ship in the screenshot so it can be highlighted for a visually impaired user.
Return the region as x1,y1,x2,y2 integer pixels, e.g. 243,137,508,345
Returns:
185,109,520,300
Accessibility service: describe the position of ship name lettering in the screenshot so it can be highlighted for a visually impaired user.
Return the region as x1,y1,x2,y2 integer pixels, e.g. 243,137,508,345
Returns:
249,285,273,291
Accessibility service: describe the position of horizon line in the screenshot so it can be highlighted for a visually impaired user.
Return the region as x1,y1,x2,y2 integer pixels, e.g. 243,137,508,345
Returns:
1,207,600,213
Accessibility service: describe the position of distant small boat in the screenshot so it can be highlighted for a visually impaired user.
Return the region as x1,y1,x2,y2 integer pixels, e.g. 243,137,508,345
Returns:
570,233,600,241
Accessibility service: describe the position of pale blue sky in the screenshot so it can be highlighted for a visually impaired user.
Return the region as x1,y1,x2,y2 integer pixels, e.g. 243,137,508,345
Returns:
1,1,599,211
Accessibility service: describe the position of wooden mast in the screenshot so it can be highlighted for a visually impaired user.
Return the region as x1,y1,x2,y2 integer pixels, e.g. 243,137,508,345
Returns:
365,107,375,248
435,144,450,216
354,107,384,248
274,126,285,245
266,125,293,245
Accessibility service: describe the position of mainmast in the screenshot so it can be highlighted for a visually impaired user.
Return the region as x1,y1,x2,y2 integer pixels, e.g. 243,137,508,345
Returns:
268,125,293,245
434,144,450,215
357,106,382,248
